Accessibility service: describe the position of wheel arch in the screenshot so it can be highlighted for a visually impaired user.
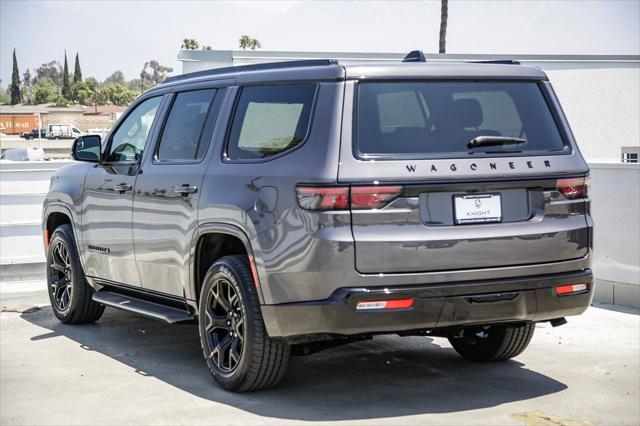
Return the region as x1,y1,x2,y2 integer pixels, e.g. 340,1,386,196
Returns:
43,204,77,252
190,223,264,305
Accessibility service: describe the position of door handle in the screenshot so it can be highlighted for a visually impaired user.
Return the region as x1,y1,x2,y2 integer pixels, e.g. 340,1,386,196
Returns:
113,183,132,193
173,184,198,195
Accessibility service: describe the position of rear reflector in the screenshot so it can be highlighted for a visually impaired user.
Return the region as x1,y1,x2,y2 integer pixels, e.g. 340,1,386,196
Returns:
44,228,50,250
556,177,589,199
296,186,349,211
248,255,260,289
556,283,588,296
356,299,414,310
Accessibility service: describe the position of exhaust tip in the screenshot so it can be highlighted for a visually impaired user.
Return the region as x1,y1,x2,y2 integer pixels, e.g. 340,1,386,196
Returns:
550,317,568,327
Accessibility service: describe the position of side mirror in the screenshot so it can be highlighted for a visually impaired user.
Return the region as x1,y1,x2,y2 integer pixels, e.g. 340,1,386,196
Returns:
72,135,101,163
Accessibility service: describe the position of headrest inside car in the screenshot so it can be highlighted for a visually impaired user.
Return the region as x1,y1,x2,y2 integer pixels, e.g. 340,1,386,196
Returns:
454,98,483,128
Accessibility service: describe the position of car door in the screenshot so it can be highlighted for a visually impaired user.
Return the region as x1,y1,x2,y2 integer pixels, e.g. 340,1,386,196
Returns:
132,88,224,296
81,95,164,287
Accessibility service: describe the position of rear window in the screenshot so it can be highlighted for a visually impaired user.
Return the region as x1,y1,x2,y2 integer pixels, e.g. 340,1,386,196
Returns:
227,84,316,160
356,82,566,159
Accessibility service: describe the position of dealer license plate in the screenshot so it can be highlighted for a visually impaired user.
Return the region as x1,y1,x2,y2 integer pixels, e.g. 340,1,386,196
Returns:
454,194,502,224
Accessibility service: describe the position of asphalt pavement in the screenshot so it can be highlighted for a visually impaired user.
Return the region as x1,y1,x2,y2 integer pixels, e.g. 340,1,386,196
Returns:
1,282,638,426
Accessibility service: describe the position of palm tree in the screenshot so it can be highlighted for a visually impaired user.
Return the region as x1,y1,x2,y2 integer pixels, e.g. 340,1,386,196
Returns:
181,38,199,50
249,38,262,50
238,35,251,50
439,0,448,54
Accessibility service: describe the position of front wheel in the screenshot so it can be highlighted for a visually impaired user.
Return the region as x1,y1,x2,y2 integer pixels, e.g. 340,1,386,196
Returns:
448,323,535,362
198,255,290,392
47,224,105,324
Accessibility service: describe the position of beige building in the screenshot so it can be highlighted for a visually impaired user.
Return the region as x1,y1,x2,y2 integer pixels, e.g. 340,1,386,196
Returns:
0,104,126,134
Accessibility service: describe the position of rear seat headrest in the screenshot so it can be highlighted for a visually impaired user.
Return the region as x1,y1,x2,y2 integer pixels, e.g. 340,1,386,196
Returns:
454,98,483,128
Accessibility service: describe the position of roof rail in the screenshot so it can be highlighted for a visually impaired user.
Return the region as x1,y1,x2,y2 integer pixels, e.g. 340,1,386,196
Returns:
163,59,339,85
470,59,521,65
403,50,427,62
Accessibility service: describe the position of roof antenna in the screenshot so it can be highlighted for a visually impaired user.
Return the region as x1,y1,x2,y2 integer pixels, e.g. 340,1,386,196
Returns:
403,50,426,62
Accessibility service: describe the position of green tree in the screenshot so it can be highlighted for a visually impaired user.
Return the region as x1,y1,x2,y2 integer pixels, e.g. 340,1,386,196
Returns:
35,61,63,89
148,60,173,85
72,80,96,105
21,69,33,104
104,70,126,85
84,76,99,87
62,51,72,100
73,52,82,84
139,62,152,92
101,83,137,106
249,38,262,50
11,49,21,105
439,0,448,54
22,68,32,86
238,35,251,50
33,77,57,104
202,45,212,51
181,38,199,50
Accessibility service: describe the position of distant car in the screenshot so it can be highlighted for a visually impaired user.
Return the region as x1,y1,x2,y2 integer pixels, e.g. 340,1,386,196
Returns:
20,129,46,140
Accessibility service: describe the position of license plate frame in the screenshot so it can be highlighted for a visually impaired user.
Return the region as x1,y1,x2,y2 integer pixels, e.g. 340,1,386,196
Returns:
453,193,502,225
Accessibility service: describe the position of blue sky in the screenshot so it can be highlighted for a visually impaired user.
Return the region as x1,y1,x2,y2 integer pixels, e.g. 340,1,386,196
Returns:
1,0,639,85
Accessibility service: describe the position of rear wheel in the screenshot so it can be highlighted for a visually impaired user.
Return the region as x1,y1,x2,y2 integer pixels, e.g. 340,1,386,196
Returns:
47,224,105,324
198,255,290,392
447,323,535,362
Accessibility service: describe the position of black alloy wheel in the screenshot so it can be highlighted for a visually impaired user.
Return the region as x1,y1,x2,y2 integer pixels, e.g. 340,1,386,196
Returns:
49,240,73,312
203,277,244,373
198,255,290,391
46,224,105,324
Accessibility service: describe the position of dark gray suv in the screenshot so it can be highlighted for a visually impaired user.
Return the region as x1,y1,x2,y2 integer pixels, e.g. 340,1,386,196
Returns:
43,56,593,391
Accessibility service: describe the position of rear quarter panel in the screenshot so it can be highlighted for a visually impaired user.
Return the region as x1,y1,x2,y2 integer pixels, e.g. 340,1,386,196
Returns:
197,82,346,305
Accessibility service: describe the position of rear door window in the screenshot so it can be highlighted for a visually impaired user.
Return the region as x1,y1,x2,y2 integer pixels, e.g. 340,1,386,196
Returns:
227,84,316,160
156,89,216,161
356,82,566,159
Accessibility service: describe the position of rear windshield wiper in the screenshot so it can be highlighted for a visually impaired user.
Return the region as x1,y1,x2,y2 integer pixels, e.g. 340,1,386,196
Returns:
468,136,527,149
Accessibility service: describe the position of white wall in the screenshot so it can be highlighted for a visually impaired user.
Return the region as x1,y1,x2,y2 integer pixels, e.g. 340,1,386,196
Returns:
546,66,640,163
0,161,69,267
589,163,640,285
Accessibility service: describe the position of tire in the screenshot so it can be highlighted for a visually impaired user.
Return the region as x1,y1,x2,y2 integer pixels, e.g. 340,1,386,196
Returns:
448,323,535,362
46,224,105,324
198,255,290,392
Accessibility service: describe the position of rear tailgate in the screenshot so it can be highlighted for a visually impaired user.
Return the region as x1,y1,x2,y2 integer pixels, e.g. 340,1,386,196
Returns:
339,79,591,274
350,178,590,274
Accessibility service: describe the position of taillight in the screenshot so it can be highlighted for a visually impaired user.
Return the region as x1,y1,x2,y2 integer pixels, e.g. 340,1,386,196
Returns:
296,185,402,211
351,186,402,210
556,177,589,199
296,186,349,211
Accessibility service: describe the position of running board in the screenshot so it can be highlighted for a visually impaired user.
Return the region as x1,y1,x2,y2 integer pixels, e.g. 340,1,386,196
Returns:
92,291,194,323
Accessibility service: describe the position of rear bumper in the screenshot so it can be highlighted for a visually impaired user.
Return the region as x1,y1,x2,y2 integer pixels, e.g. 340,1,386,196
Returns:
261,269,593,338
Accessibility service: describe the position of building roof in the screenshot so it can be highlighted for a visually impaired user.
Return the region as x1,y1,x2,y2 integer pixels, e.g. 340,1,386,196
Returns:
178,49,640,65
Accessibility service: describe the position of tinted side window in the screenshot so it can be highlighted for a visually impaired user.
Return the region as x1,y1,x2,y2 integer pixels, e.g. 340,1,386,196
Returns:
157,89,216,161
108,96,162,162
227,84,316,160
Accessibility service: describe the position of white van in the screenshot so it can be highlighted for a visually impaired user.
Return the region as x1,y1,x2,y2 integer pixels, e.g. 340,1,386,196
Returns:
47,124,82,139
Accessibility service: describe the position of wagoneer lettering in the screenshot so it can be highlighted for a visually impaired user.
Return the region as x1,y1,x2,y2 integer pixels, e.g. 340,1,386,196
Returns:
43,54,592,392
